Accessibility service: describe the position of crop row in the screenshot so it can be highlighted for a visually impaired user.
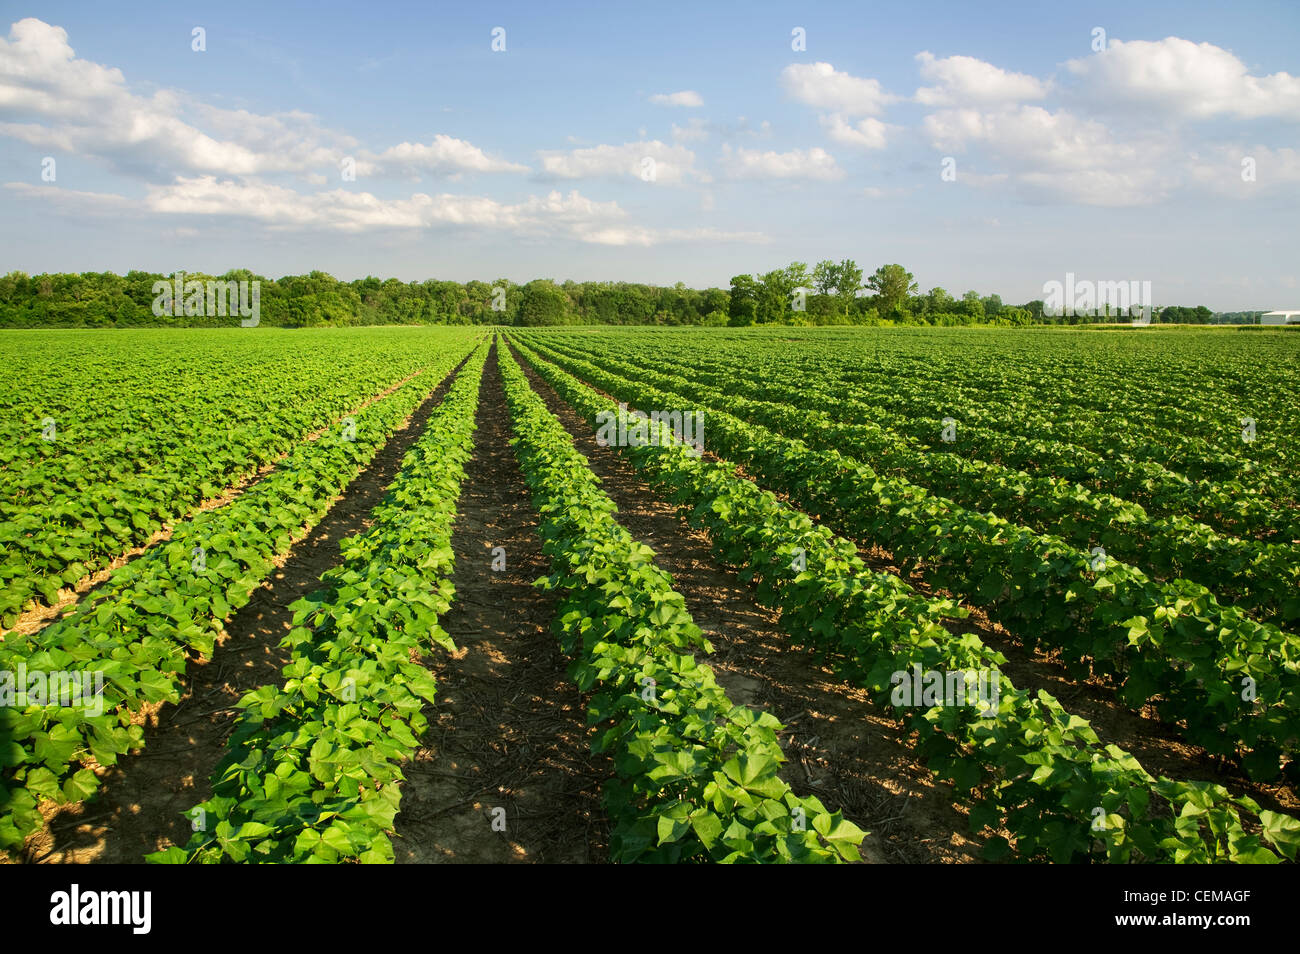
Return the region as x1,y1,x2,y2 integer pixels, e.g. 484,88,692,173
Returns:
150,347,487,863
498,343,864,863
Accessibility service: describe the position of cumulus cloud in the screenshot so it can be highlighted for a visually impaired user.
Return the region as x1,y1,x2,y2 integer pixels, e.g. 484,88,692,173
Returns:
913,44,1300,206
649,90,704,107
921,104,1165,205
357,135,528,177
780,62,897,116
781,62,896,153
915,51,1048,105
0,18,311,178
1064,37,1300,120
720,145,843,180
820,114,889,149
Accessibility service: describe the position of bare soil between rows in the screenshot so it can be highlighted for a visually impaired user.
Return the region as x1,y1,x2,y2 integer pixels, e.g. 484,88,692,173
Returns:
391,341,610,863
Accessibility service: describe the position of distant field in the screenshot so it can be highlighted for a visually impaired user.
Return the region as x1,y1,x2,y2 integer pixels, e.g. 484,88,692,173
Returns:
3,324,1299,865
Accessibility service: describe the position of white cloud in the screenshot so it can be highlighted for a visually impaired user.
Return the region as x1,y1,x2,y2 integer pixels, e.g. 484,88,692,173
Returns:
649,90,704,107
915,51,1048,105
820,114,889,150
672,118,711,143
141,177,519,231
912,39,1300,207
535,140,701,184
1065,37,1300,120
782,62,895,154
720,145,843,181
0,18,128,111
780,62,896,116
357,135,528,177
922,105,1167,206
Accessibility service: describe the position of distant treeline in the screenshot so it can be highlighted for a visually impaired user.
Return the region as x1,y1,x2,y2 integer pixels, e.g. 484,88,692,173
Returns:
0,270,728,328
0,267,1235,328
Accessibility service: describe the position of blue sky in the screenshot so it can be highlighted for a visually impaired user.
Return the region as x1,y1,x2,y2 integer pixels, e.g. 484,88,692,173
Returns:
0,0,1297,308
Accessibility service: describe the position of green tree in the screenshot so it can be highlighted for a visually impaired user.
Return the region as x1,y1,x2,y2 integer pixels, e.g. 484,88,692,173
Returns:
812,259,863,321
700,287,729,319
516,279,569,326
728,274,758,326
755,262,811,324
923,286,954,317
865,264,918,317
960,290,985,322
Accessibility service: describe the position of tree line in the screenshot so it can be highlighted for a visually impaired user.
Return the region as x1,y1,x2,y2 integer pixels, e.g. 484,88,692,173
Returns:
0,267,1220,328
0,270,728,328
725,262,1226,326
727,261,1037,326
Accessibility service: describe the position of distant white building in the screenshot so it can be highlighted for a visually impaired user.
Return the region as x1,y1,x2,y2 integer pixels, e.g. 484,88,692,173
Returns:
1260,311,1300,325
